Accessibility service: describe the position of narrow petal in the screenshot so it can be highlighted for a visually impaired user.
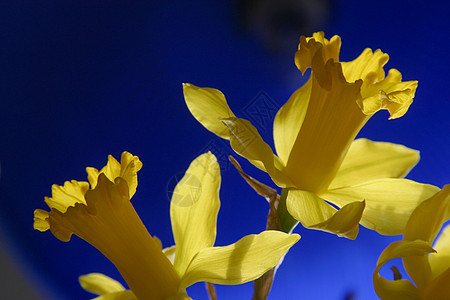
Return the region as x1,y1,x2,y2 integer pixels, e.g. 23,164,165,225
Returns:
273,77,312,165
286,189,364,239
92,290,137,300
329,139,420,189
170,152,221,278
183,83,236,139
323,179,440,235
79,273,125,295
179,231,300,289
221,117,292,187
429,224,450,279
404,185,450,243
403,185,450,287
373,240,434,300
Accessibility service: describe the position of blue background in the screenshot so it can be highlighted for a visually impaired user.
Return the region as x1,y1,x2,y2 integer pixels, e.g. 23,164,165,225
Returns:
0,1,449,299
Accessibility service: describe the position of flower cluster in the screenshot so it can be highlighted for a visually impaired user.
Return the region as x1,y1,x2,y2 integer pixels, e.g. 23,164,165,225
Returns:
34,32,447,300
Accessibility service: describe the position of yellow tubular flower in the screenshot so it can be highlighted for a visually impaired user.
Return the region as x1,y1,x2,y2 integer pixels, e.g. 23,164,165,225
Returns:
184,32,439,238
34,152,181,300
373,184,450,299
35,152,299,300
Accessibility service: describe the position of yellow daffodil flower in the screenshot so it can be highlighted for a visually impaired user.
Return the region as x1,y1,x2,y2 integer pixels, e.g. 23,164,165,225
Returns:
183,32,440,239
373,184,450,299
34,152,299,300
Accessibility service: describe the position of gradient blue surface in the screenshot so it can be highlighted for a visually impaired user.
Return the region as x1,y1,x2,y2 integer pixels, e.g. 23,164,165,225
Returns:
0,1,449,299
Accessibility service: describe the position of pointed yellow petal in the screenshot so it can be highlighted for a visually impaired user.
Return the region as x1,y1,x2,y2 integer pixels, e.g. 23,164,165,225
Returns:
286,189,364,239
429,224,450,279
323,179,440,235
221,117,292,187
91,290,137,300
170,152,221,277
404,185,450,243
179,231,300,289
373,240,434,300
183,83,236,139
402,185,450,287
329,139,420,189
273,77,312,165
79,273,125,295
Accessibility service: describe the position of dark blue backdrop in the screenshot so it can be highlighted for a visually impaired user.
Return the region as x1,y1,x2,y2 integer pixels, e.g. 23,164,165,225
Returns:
1,1,449,299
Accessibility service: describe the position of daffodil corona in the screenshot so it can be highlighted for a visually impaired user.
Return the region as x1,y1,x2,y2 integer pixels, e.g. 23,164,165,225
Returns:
34,152,299,299
184,32,440,238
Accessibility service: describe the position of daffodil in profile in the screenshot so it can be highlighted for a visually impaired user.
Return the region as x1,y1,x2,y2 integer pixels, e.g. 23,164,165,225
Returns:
373,184,450,299
184,32,440,238
34,152,299,299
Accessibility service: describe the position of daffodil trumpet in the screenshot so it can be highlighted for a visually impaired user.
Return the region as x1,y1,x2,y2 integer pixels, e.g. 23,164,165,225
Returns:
34,152,299,299
184,32,440,238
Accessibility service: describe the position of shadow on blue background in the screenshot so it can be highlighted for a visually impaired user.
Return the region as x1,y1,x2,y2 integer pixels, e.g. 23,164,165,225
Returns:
0,1,448,299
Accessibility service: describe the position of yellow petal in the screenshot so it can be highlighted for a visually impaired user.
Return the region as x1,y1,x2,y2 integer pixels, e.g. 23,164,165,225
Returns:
329,139,420,189
79,273,125,295
323,179,440,235
404,185,450,243
286,189,364,239
402,185,450,287
373,240,434,300
44,180,89,213
221,117,292,187
273,77,312,165
183,83,236,139
91,290,137,300
429,224,450,279
87,152,142,198
179,231,300,289
170,152,221,278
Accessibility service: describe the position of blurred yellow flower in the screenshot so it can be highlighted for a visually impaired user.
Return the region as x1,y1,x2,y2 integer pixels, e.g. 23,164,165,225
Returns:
184,32,439,238
373,184,450,299
34,152,299,300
